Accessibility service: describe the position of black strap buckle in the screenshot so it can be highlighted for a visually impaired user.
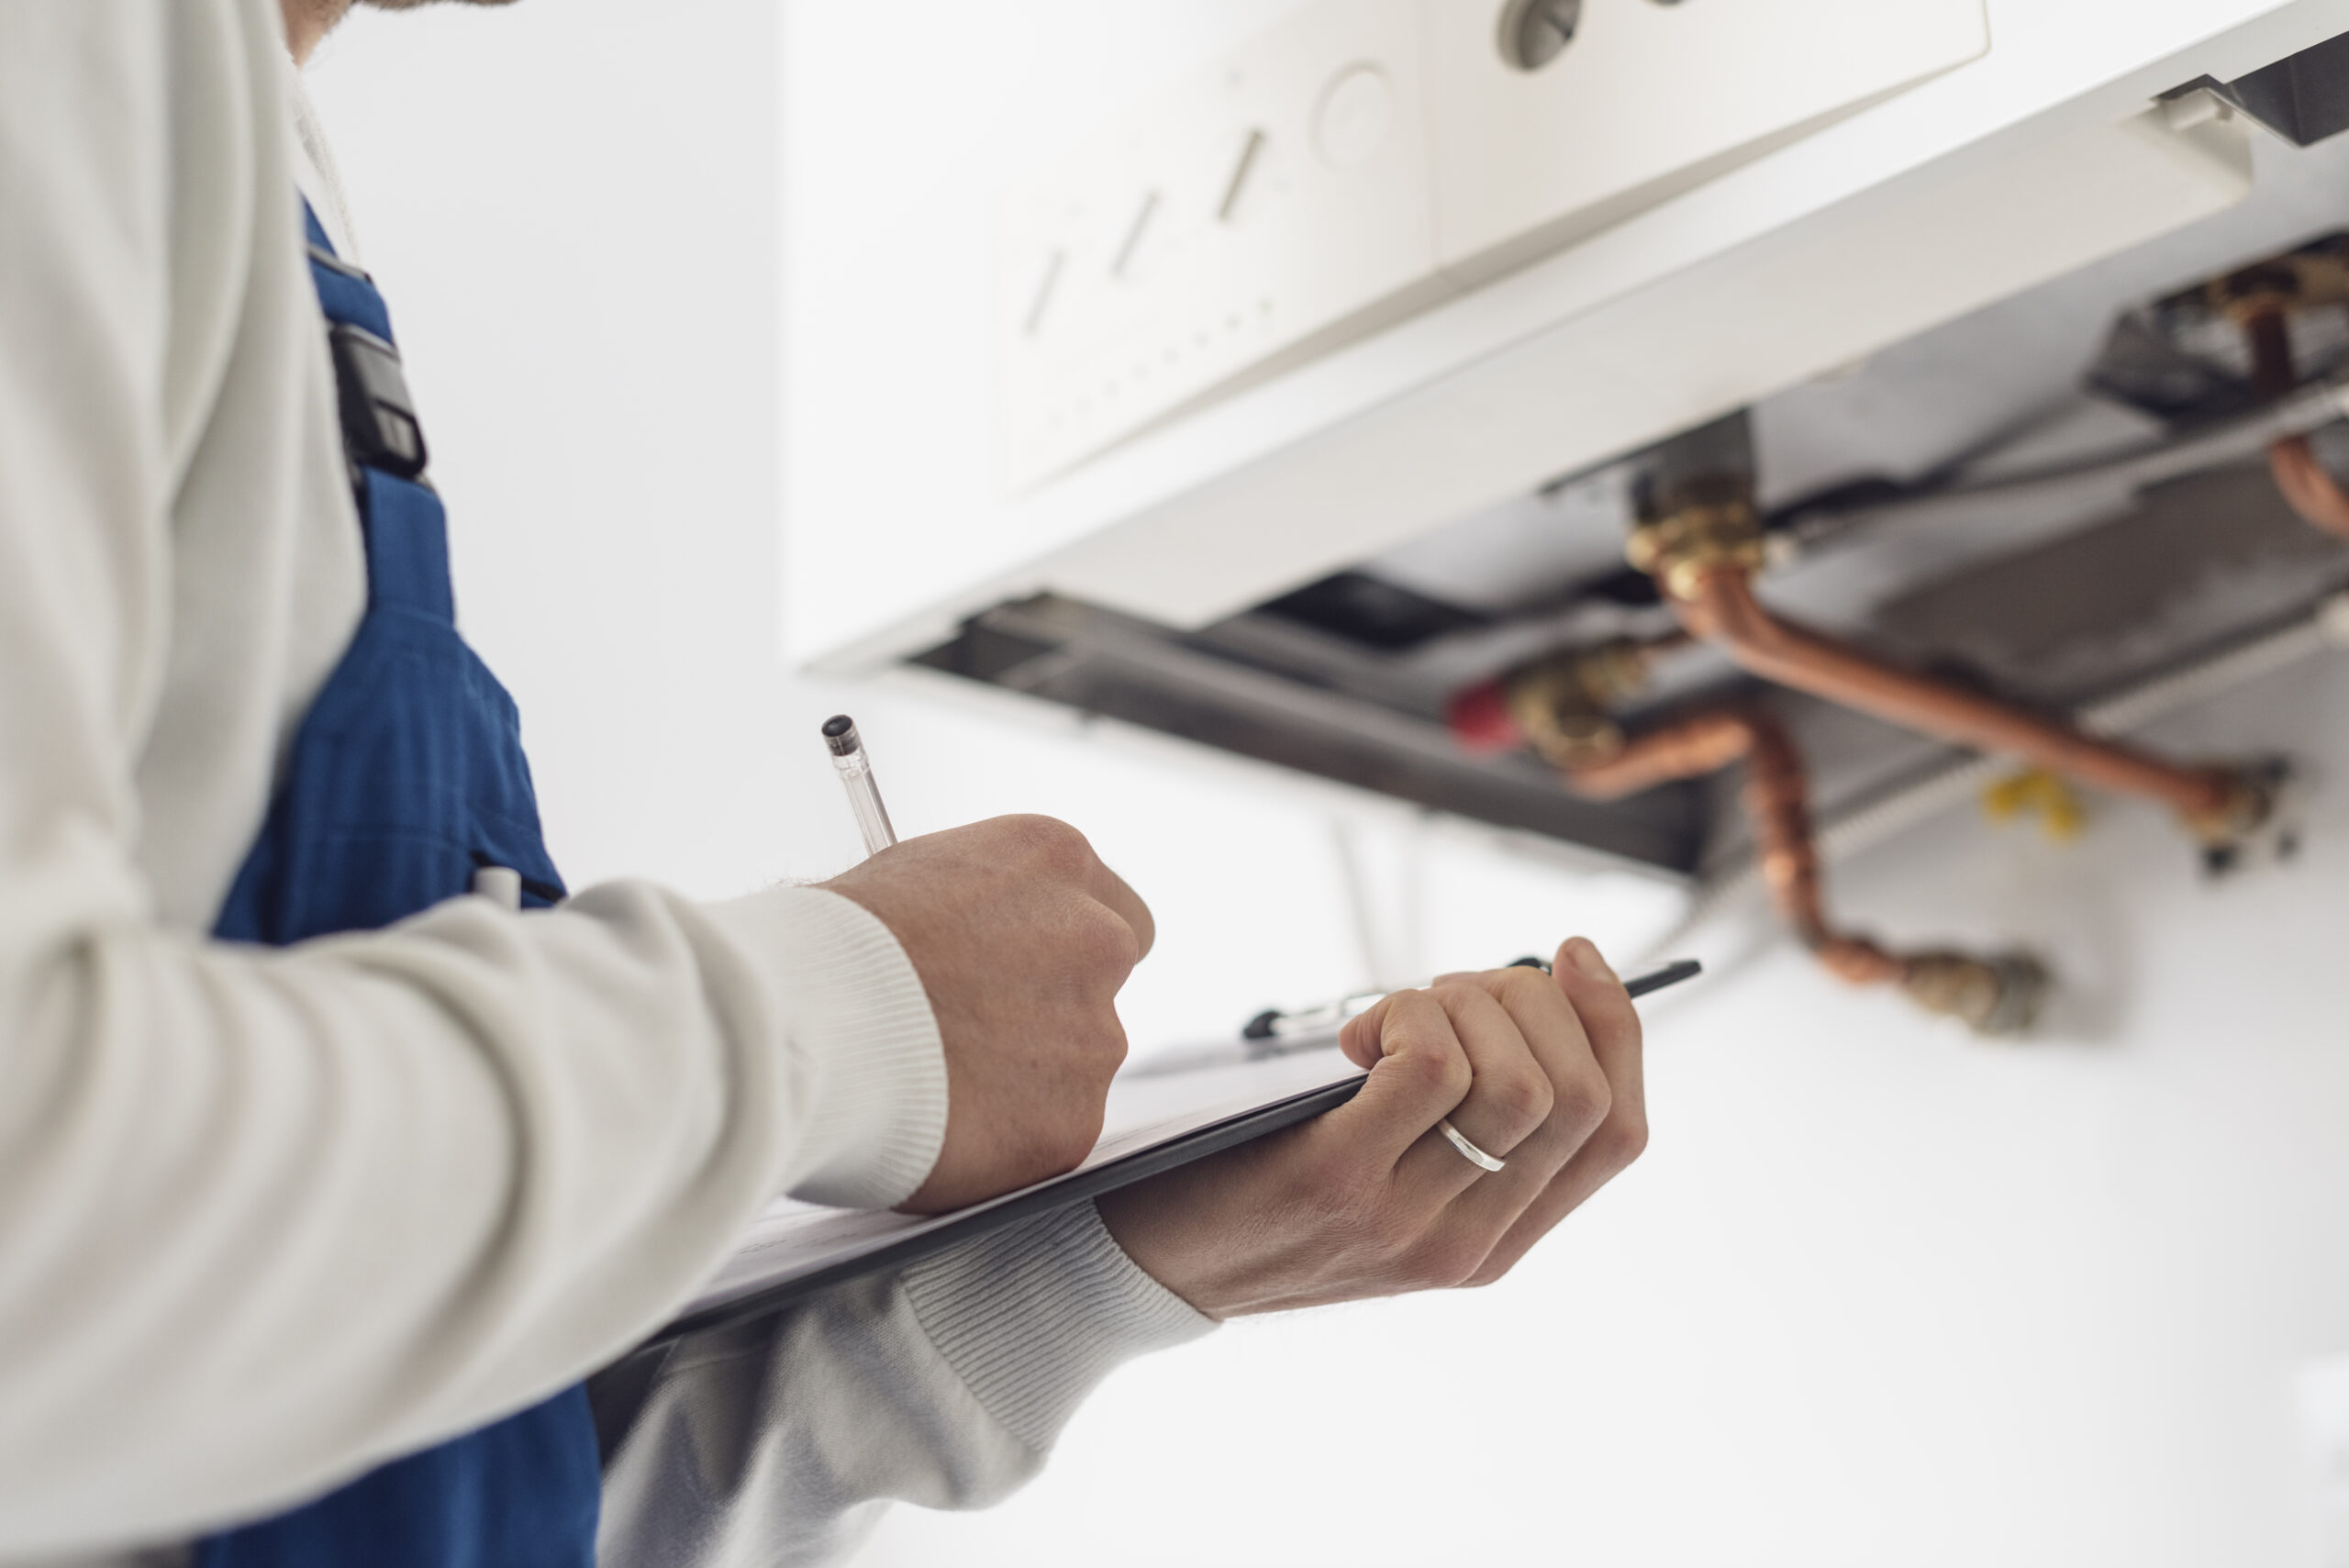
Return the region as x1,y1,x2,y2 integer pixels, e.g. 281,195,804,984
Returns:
328,322,429,481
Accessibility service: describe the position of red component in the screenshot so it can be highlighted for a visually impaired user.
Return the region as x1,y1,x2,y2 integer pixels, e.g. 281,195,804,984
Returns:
1445,678,1521,752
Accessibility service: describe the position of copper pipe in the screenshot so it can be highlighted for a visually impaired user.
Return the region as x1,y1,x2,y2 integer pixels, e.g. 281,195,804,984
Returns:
1564,706,1898,983
2244,306,2297,400
1670,565,2242,827
1738,713,1911,986
2269,436,2349,537
1557,706,1752,796
2242,304,2349,539
1561,707,2039,1021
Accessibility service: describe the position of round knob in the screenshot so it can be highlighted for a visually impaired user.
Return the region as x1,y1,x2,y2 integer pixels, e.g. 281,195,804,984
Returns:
1315,63,1394,169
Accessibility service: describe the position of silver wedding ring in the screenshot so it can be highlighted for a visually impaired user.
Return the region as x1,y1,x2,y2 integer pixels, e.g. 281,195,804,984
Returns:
1437,1118,1507,1173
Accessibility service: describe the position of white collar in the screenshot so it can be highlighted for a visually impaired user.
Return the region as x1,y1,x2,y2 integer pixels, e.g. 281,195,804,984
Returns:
284,56,362,263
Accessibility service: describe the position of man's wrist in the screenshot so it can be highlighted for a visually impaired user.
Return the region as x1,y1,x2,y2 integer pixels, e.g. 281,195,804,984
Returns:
1095,1174,1242,1319
699,884,948,1208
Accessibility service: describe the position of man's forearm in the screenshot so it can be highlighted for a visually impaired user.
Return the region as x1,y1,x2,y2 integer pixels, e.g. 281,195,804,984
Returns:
0,876,945,1557
593,1202,1213,1568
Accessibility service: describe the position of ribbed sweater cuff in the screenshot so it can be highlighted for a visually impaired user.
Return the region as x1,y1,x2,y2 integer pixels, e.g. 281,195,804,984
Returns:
702,885,948,1210
901,1201,1216,1453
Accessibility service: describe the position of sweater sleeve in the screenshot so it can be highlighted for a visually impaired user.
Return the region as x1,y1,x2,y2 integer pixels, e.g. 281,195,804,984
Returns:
590,1204,1216,1568
0,3,946,1556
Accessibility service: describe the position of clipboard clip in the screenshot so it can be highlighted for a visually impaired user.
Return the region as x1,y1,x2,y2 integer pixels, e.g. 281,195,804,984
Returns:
1239,992,1380,1046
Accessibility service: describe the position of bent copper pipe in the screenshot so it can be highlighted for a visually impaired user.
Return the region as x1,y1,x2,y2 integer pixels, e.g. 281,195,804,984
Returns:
2243,306,2349,539
1669,565,2239,824
1555,706,1751,795
1562,707,2043,1026
1563,707,1904,985
2269,436,2349,536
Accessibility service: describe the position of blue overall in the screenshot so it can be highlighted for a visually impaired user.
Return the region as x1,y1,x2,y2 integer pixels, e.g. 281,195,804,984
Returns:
195,206,603,1566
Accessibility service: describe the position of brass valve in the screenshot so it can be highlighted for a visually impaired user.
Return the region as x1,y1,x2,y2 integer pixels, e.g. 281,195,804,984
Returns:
1624,476,1767,603
2204,237,2349,325
1499,637,1668,769
2177,765,2277,849
1899,951,2050,1037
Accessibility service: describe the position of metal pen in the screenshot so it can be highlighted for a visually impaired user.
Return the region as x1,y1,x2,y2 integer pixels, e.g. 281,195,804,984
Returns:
821,714,897,858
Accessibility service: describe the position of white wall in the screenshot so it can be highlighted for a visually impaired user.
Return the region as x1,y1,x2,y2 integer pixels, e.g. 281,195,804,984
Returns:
301,0,1424,1050
852,659,2349,1568
307,4,2349,1564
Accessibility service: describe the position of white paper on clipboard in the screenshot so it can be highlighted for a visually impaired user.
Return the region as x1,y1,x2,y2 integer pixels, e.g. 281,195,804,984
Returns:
654,959,1696,1343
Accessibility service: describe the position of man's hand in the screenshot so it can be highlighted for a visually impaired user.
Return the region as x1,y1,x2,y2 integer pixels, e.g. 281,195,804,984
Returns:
824,816,1153,1214
1096,938,1644,1317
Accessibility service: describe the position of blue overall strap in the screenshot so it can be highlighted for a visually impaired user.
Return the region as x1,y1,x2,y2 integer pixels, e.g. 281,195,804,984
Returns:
212,206,564,940
197,203,599,1567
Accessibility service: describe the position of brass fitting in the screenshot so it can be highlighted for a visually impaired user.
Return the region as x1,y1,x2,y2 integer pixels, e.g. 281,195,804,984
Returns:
1899,951,2050,1037
2207,265,2305,328
1569,636,1659,706
2205,237,2349,325
1500,638,1666,769
2177,766,2277,848
1506,668,1621,768
1625,476,1767,604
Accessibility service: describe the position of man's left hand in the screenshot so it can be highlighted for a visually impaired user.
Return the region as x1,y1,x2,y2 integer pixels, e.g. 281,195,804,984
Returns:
1095,937,1647,1318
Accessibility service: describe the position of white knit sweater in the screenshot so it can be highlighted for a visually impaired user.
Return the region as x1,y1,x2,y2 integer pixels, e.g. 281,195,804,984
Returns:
0,3,1207,1562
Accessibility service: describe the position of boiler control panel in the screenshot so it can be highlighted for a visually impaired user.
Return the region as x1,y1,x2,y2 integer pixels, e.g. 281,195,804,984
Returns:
996,0,1990,489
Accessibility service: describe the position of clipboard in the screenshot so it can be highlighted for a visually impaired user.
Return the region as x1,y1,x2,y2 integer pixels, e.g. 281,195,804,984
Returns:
642,959,1699,1349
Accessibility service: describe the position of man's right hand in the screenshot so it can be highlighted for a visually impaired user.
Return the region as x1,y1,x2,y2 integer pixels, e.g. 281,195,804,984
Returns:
822,815,1153,1213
